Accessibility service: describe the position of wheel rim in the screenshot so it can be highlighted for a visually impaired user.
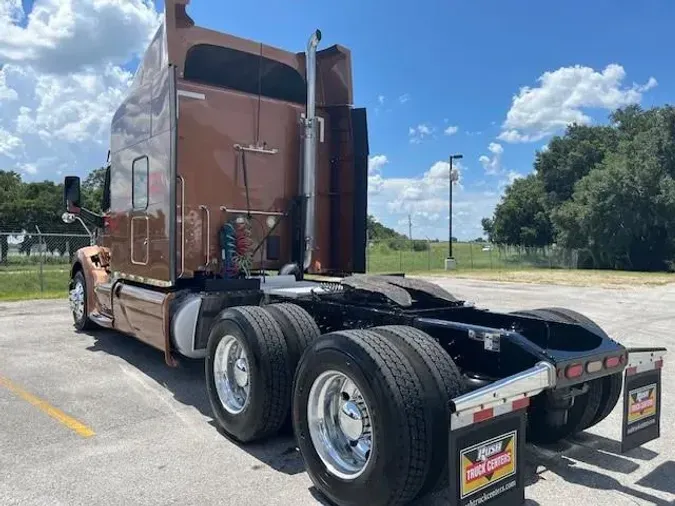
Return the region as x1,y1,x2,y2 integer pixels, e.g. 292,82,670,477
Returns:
213,335,250,414
307,370,373,480
69,279,85,321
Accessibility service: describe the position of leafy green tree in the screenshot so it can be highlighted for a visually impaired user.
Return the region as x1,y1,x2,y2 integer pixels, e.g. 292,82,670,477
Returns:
367,215,406,242
481,218,494,242
82,166,108,212
483,104,675,271
553,106,675,270
486,175,553,246
534,123,618,207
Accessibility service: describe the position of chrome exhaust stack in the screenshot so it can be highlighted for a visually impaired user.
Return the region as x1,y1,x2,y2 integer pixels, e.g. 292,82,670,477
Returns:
302,29,322,271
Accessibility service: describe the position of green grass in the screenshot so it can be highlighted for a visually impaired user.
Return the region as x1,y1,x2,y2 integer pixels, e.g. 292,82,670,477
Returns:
0,264,69,272
1,241,672,301
366,241,573,273
0,269,70,301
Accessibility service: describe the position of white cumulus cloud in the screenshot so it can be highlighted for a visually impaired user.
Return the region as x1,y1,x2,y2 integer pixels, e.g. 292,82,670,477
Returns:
367,157,501,239
368,154,389,195
0,0,160,74
497,64,658,143
479,142,504,175
0,127,22,157
368,154,389,175
444,125,459,136
409,123,434,144
0,0,161,180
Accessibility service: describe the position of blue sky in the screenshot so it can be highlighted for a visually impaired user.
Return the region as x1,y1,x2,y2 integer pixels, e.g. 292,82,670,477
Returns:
1,0,672,239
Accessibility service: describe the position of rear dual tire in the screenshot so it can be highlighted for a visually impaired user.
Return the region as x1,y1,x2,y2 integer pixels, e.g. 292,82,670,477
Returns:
511,307,623,444
205,303,320,443
293,326,465,505
204,308,464,504
205,306,293,443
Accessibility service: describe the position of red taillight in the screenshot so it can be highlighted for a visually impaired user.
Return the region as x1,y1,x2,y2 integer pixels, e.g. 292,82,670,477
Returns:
605,356,621,368
566,364,584,378
655,359,663,369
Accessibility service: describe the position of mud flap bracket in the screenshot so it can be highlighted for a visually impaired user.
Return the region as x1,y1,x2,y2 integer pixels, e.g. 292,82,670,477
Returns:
447,361,555,506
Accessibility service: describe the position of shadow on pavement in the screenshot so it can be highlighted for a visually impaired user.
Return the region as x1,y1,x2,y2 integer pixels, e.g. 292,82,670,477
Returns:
636,460,675,495
85,328,212,415
526,436,671,505
84,328,307,476
569,432,659,461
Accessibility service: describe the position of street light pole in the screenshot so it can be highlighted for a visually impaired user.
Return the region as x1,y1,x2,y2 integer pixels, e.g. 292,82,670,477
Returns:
449,156,454,259
447,153,463,262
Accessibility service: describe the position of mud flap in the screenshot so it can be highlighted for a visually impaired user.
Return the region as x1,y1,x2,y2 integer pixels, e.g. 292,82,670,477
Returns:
448,407,527,506
620,348,665,453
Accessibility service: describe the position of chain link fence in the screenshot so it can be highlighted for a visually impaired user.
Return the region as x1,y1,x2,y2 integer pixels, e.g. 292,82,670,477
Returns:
366,240,580,273
0,227,92,299
0,224,581,299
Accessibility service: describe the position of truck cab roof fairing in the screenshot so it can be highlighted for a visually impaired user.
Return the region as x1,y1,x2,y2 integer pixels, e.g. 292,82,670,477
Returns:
162,0,353,108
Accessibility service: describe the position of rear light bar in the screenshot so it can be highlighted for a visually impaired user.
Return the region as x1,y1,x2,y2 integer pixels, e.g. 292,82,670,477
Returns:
560,354,626,380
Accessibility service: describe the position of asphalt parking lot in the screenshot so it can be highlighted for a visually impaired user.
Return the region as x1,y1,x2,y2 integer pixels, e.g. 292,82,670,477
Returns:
0,277,673,506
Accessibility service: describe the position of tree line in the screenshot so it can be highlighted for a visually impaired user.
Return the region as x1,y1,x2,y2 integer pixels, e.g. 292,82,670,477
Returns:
0,167,106,261
481,105,675,272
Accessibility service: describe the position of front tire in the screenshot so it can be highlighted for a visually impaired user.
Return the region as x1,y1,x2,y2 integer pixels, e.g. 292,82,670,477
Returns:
205,306,292,443
70,270,96,331
293,329,431,506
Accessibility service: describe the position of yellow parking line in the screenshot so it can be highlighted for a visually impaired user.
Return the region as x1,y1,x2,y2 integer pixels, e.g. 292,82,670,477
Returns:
0,375,95,438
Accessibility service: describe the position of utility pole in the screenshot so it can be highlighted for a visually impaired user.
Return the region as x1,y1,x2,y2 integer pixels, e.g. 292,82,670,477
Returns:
446,153,463,270
408,214,412,242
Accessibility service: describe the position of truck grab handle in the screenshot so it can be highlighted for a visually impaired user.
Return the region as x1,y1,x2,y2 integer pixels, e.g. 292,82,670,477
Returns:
177,175,185,277
199,205,211,267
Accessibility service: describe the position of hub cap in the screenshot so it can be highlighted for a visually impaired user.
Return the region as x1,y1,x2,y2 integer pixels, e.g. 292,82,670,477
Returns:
69,280,85,321
213,335,250,414
307,370,373,480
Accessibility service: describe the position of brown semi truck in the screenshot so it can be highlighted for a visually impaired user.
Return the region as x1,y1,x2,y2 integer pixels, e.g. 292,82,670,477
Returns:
61,2,667,505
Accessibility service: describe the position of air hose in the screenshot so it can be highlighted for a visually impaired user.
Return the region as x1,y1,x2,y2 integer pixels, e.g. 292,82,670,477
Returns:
219,218,253,278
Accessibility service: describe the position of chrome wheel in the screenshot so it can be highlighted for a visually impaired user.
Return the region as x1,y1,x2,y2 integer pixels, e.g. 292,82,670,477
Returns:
213,335,251,414
69,279,85,321
307,370,373,480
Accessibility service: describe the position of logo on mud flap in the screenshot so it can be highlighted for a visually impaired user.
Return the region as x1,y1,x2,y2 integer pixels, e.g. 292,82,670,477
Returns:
460,431,517,499
627,383,657,424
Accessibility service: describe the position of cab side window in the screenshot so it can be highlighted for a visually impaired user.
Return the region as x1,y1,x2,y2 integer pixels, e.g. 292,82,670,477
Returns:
132,157,149,210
